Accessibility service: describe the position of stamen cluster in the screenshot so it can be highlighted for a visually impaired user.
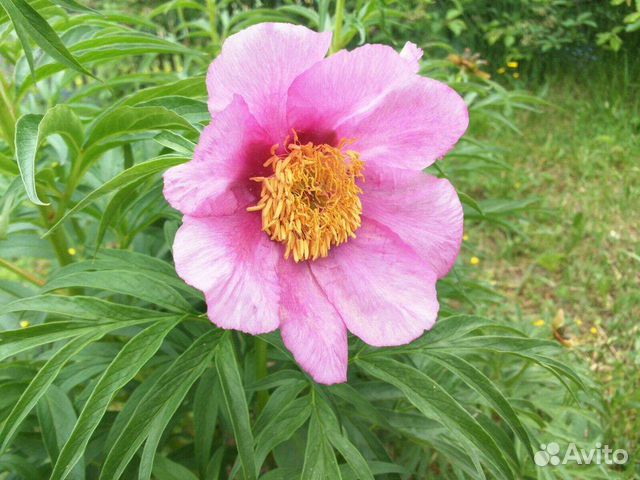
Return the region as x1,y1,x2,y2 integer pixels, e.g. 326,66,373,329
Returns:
248,136,364,262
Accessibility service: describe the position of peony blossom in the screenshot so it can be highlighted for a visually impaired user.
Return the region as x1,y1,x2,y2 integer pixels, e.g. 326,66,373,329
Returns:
163,23,468,384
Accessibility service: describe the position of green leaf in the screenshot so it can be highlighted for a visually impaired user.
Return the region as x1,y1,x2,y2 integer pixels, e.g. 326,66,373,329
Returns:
0,332,102,453
14,115,45,205
100,330,219,480
193,368,219,477
84,106,196,148
41,270,193,313
320,411,374,480
50,317,182,480
358,356,514,479
117,77,206,108
3,294,173,321
93,180,142,253
427,351,533,458
0,77,16,148
398,315,525,351
152,455,200,480
0,0,93,76
301,402,342,480
0,318,160,361
154,131,196,155
51,0,98,14
216,334,257,480
0,322,93,361
14,106,84,205
254,396,311,471
46,154,188,234
36,385,85,480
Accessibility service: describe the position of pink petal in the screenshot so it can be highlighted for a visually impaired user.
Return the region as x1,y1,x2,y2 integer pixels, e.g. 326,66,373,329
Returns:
362,166,463,278
172,214,280,334
287,44,417,138
336,76,469,170
207,23,332,143
278,260,348,385
163,95,271,217
310,220,439,347
399,41,423,73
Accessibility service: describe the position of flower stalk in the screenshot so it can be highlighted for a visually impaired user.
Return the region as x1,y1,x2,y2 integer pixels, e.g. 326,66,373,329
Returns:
331,0,346,54
0,257,44,286
206,0,220,50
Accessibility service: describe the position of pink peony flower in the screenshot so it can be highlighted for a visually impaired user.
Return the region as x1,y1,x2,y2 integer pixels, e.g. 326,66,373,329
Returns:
163,23,468,384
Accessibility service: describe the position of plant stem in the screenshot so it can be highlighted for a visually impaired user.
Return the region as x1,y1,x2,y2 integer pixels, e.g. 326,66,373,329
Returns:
331,0,346,54
0,257,45,286
206,0,220,50
255,337,269,414
39,205,73,267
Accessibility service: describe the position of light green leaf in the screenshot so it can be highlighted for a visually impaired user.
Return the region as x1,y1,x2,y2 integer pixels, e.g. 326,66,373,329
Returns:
51,0,98,14
14,106,84,205
46,154,188,234
154,131,196,155
84,106,196,148
0,0,92,76
0,77,16,148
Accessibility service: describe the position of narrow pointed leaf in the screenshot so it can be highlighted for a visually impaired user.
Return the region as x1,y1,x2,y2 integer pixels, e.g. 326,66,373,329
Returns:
0,0,93,76
0,332,103,453
99,330,219,480
50,317,182,480
216,335,257,480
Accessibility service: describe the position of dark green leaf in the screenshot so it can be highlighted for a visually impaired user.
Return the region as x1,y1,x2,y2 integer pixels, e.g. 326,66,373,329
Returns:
50,317,181,480
216,334,257,480
100,330,219,480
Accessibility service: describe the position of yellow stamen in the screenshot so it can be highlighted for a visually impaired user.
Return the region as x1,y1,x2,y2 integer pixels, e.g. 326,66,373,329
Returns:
248,133,364,262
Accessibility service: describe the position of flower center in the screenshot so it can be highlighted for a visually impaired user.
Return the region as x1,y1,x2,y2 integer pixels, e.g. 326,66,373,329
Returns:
247,134,364,262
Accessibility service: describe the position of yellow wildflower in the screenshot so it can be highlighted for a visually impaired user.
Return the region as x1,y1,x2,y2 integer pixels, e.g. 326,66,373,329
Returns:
533,319,545,327
68,247,77,256
507,61,518,68
470,256,480,266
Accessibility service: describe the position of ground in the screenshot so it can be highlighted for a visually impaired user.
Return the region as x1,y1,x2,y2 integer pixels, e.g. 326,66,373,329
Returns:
464,74,640,457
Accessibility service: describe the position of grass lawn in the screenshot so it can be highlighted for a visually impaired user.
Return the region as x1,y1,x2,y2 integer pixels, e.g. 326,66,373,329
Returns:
463,72,640,459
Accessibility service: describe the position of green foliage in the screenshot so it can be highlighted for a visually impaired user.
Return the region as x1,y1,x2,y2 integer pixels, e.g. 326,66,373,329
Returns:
0,1,629,479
